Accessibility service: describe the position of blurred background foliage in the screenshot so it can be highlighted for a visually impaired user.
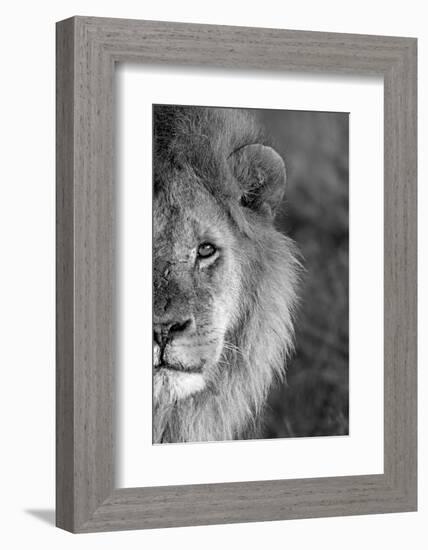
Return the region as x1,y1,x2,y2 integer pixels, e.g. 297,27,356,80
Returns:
256,109,349,438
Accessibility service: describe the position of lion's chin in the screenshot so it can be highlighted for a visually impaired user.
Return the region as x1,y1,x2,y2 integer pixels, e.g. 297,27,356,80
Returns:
153,368,206,404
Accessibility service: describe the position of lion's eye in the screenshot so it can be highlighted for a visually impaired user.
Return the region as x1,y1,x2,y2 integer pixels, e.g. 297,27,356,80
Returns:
197,243,217,259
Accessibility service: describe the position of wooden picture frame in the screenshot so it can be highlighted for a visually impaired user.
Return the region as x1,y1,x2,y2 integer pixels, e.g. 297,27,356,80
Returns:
56,16,417,533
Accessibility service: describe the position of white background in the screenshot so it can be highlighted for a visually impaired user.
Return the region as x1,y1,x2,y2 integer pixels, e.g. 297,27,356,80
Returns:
118,67,384,487
0,1,425,549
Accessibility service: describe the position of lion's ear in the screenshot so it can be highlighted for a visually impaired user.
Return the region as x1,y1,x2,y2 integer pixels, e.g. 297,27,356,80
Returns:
229,144,286,218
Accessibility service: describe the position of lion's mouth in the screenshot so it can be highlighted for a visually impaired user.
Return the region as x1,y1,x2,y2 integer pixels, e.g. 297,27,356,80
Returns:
156,361,181,372
154,361,204,374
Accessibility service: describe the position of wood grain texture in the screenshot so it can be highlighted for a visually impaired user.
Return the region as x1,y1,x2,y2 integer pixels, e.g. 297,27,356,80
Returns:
56,18,76,531
56,16,417,533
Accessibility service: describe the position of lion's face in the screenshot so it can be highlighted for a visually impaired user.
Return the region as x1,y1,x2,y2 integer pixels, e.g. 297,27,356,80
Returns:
152,106,297,442
153,176,242,404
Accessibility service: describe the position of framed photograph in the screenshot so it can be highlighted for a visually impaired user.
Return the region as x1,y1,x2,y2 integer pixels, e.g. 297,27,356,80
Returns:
56,16,417,532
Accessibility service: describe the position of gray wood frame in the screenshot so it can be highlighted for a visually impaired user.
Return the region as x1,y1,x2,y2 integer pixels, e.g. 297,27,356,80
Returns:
56,16,417,533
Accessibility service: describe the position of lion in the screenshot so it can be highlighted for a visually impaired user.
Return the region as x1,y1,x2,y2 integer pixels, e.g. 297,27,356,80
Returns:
153,105,300,443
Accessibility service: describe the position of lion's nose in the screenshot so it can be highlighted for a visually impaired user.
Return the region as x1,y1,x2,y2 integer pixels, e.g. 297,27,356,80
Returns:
153,317,194,350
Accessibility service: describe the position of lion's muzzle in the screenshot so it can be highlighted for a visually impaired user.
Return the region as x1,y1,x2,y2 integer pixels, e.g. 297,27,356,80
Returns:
153,315,203,372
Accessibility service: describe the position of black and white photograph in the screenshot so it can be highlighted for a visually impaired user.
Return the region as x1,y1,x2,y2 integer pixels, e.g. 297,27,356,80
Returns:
153,104,349,444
